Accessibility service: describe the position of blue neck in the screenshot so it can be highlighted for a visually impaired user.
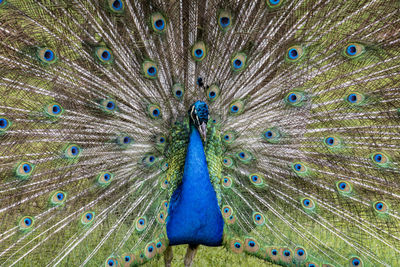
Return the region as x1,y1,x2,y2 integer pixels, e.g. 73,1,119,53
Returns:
166,125,224,246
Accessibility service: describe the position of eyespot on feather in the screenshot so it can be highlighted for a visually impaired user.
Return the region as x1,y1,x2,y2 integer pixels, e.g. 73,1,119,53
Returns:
221,176,232,188
37,47,57,64
248,173,264,186
144,242,157,259
0,117,11,134
218,10,233,31
191,41,207,61
15,162,35,180
231,52,247,72
207,84,221,102
229,99,245,115
222,205,233,218
151,13,167,33
230,239,244,254
19,216,34,231
301,197,316,211
107,0,124,14
135,217,147,231
285,45,304,62
97,172,114,186
222,156,234,168
81,211,95,225
244,238,260,253
252,212,265,226
147,104,162,119
266,0,284,8
343,43,365,59
44,103,64,118
50,191,67,206
336,180,353,195
262,127,281,143
64,144,81,159
279,247,293,264
172,83,184,100
95,47,113,64
142,61,158,79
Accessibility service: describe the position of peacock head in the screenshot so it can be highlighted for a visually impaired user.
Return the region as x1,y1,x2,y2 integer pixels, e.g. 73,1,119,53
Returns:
189,100,209,141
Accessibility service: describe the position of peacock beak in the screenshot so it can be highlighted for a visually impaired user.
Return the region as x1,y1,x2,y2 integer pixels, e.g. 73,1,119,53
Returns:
199,122,207,142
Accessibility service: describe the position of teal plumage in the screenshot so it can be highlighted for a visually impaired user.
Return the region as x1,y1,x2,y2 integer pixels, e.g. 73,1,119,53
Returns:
0,0,400,266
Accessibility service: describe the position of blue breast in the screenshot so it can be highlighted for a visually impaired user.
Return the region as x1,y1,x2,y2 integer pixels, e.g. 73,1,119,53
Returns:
166,126,224,246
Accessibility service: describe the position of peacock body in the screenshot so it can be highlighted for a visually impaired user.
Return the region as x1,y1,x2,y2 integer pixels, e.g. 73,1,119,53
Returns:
0,0,400,266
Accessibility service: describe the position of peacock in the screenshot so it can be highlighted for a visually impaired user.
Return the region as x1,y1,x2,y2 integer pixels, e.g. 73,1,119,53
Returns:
0,0,399,266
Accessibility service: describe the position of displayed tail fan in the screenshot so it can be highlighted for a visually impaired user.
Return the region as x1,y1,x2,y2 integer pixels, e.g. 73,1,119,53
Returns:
0,0,399,266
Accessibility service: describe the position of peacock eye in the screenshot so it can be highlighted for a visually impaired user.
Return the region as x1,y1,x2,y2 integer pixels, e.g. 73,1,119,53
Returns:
370,151,390,167
285,90,306,106
236,150,252,163
37,48,57,64
142,154,158,167
142,60,158,79
344,43,365,58
151,13,167,33
222,176,232,188
0,117,10,131
229,99,245,115
252,212,265,225
192,41,207,61
97,171,114,186
262,127,281,143
345,92,366,105
95,47,113,64
147,104,162,119
207,84,221,102
64,144,81,159
222,156,234,167
221,205,233,218
16,162,35,179
373,201,388,214
244,238,260,253
267,0,283,8
51,191,67,205
272,249,277,255
172,83,184,100
349,256,363,267
108,0,124,13
107,259,116,266
283,250,291,257
231,53,247,71
157,211,166,224
285,45,304,62
218,10,233,31
301,198,316,211
136,217,147,231
81,211,95,225
292,162,307,173
249,173,264,186
145,242,157,258
296,248,305,256
116,135,133,147
106,101,115,110
19,216,35,230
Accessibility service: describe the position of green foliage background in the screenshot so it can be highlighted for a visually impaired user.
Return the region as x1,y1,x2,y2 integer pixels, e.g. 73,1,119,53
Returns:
144,245,277,266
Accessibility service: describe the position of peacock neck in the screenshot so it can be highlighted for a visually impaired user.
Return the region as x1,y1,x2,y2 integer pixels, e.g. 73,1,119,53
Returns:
166,124,224,246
